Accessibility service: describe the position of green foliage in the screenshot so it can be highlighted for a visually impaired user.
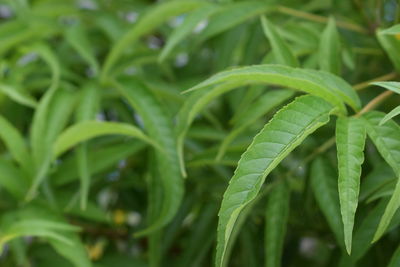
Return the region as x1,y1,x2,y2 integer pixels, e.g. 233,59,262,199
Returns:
0,0,400,266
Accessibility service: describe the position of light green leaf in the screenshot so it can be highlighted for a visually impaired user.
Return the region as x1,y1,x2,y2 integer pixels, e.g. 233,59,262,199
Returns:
261,16,299,67
380,106,400,125
0,115,32,171
49,233,92,267
362,111,400,174
159,4,218,62
53,121,158,157
311,157,344,248
196,1,272,42
101,0,204,79
318,17,341,74
0,83,37,108
216,95,335,267
376,28,400,71
216,89,294,160
336,117,366,254
64,24,99,75
372,178,400,243
388,243,400,267
74,84,100,209
371,81,400,95
115,79,183,235
0,159,28,199
184,64,361,112
380,24,400,35
265,181,290,267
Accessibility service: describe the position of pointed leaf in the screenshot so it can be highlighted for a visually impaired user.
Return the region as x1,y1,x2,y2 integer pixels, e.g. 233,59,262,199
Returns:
318,17,341,74
371,81,400,95
261,16,299,67
0,83,37,108
380,106,400,125
216,95,335,267
388,244,400,267
336,117,366,254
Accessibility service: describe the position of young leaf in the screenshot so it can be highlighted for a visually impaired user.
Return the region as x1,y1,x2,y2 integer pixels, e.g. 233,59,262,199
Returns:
184,64,361,113
336,117,366,254
53,121,158,157
380,106,400,125
376,28,400,71
265,181,290,267
311,157,344,248
101,0,204,79
261,16,299,67
318,17,341,74
115,79,183,235
216,95,335,267
159,4,218,62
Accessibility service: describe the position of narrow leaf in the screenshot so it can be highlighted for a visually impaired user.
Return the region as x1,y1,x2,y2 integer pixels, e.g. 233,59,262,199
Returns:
371,81,400,95
380,106,400,125
265,181,290,267
388,244,400,267
0,83,37,108
318,17,341,74
53,121,158,157
216,95,334,267
261,16,299,67
336,117,366,254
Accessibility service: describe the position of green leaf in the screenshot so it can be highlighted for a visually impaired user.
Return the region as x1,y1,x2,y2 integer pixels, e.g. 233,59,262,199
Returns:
376,28,400,71
53,121,158,157
74,85,100,209
101,0,204,79
0,159,28,199
196,1,272,42
184,64,361,112
336,117,366,254
115,79,183,235
49,233,92,267
265,181,290,267
64,24,99,75
388,243,400,267
371,81,400,95
318,17,341,74
380,106,400,125
0,115,32,171
216,89,294,160
159,4,218,62
362,111,400,174
311,157,344,248
216,95,334,267
261,16,299,67
380,24,400,35
0,83,37,108
372,177,400,243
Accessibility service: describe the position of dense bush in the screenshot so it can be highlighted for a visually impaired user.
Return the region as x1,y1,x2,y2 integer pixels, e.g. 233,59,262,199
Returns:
0,0,400,266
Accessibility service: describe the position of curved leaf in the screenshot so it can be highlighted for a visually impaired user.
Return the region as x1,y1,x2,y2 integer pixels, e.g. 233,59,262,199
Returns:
336,117,366,254
53,121,158,157
371,81,400,95
184,64,360,112
388,244,400,267
159,4,218,62
0,83,37,108
101,0,204,79
265,181,290,267
115,79,183,235
318,17,341,74
380,106,400,125
261,16,299,67
216,95,335,267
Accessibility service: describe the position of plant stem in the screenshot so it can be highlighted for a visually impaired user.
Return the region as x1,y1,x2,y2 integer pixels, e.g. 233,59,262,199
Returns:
277,6,368,34
353,72,398,91
355,90,394,117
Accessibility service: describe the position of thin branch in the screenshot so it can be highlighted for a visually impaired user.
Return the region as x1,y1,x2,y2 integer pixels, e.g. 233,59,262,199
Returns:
353,72,398,91
355,90,394,117
277,6,368,34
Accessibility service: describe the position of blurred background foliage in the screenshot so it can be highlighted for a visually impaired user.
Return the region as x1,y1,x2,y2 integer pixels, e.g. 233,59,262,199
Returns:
0,0,399,266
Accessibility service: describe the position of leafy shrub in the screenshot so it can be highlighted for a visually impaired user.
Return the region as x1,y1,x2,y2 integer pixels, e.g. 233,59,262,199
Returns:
0,0,400,266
